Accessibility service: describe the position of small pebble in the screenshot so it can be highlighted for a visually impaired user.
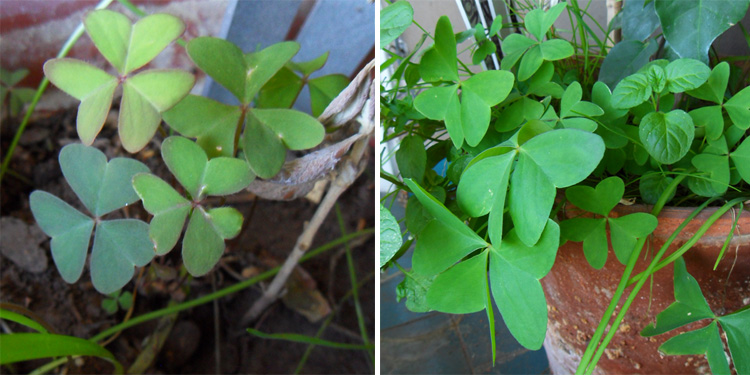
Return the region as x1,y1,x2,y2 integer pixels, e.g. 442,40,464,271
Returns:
0,216,48,273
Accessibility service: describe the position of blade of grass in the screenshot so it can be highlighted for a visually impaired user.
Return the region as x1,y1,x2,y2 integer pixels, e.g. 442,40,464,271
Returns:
335,204,374,366
247,328,374,350
293,273,374,374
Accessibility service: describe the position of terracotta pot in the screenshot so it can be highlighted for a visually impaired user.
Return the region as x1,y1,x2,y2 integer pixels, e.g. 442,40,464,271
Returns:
542,203,750,374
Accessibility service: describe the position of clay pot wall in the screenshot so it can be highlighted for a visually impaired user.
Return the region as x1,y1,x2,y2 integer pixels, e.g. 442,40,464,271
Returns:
543,203,750,374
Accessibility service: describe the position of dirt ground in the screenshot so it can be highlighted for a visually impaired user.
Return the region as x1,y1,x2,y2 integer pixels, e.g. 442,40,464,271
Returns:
0,106,375,374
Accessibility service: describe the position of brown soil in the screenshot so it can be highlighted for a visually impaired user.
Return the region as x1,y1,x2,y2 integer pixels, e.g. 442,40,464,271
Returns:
0,107,375,374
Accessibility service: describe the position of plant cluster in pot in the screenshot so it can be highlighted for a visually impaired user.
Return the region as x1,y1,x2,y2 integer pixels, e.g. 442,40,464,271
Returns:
379,0,750,373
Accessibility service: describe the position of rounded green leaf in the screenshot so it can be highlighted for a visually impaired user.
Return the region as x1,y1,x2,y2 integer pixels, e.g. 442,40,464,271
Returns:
125,70,194,112
207,207,243,239
497,219,559,279
521,129,605,187
84,10,131,73
132,173,190,255
380,1,413,48
664,59,710,93
161,136,208,199
244,42,300,103
599,40,658,89
59,143,148,217
611,73,651,109
639,172,675,205
163,95,242,158
29,191,94,284
413,84,463,148
395,135,426,184
688,153,730,197
124,13,185,74
518,44,543,81
182,208,224,276
457,152,515,218
243,113,286,179
426,252,488,314
187,37,248,101
524,2,567,41
639,110,694,164
489,249,547,350
90,219,154,294
724,85,750,130
539,39,573,61
509,152,555,247
203,157,254,196
43,59,117,145
717,309,750,374
251,108,325,150
380,204,402,268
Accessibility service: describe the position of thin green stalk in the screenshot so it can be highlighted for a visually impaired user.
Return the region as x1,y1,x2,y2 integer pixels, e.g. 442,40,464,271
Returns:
575,174,688,374
0,0,116,183
585,197,747,374
247,328,374,350
293,273,374,374
29,229,372,375
91,229,371,343
335,204,374,366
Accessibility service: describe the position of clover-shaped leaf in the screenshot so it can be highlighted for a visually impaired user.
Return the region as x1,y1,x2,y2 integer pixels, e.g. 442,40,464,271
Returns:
639,257,745,375
490,220,558,350
415,70,513,148
561,177,658,268
0,67,36,117
510,129,604,246
29,144,152,294
84,10,185,75
44,11,193,152
523,2,567,41
187,37,300,105
133,137,250,274
418,16,459,83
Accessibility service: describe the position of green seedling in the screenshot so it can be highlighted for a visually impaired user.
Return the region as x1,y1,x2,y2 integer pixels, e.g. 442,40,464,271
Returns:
101,290,133,315
0,68,36,117
163,38,325,178
133,136,252,276
43,10,194,153
29,144,153,294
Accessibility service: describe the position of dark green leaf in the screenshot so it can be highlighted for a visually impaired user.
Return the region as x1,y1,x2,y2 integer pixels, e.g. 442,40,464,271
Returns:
608,213,658,264
655,0,750,63
639,172,675,205
396,135,427,183
664,59,710,93
611,73,651,109
565,176,623,217
621,0,659,41
687,61,729,104
187,37,247,101
717,308,750,374
163,95,242,158
599,40,658,89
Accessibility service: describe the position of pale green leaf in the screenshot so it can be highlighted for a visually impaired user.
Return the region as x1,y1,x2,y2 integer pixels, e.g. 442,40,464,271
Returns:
207,207,243,239
202,157,254,196
308,74,349,117
90,219,154,294
83,10,131,73
380,1,413,48
161,136,208,199
413,219,487,276
419,16,458,82
664,58,710,93
124,13,185,74
132,173,189,256
611,73,651,109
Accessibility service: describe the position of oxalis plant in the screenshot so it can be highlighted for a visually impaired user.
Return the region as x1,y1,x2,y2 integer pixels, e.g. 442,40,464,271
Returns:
380,1,750,373
28,9,330,294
